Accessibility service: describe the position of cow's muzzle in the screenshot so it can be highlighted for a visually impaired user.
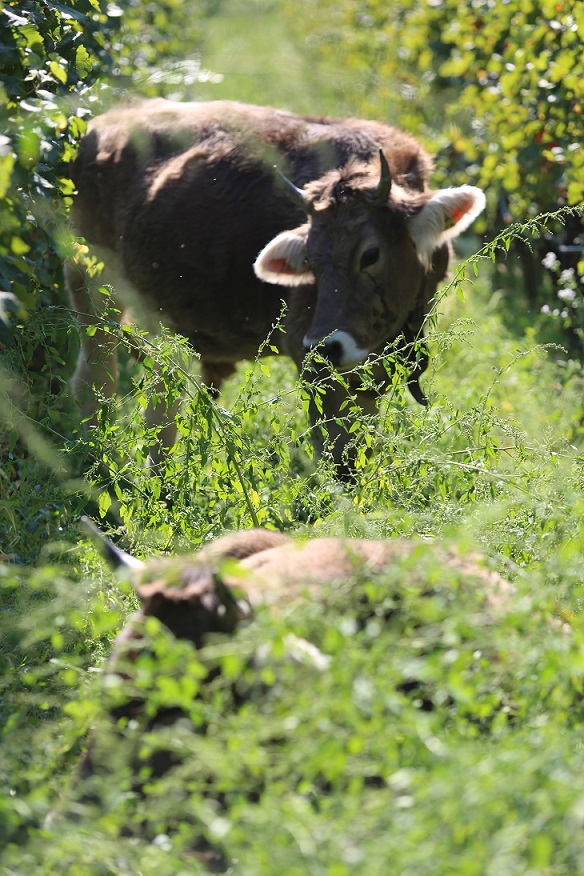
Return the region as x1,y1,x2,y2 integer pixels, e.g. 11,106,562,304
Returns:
302,330,369,370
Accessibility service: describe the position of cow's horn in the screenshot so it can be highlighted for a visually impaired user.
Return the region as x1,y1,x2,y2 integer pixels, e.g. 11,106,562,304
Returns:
81,515,145,572
275,166,314,214
376,149,392,204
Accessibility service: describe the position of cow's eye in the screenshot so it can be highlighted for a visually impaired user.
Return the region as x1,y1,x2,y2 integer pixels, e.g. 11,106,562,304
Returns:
360,245,380,270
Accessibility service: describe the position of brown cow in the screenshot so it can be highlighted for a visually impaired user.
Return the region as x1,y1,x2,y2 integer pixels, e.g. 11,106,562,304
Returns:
74,517,510,864
79,515,513,761
66,100,485,473
81,517,510,662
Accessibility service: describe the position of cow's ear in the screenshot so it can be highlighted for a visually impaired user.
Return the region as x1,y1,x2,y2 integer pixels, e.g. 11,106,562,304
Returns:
254,227,314,287
407,186,486,263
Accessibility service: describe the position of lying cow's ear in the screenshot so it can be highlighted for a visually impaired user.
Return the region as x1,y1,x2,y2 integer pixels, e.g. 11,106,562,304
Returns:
407,186,486,264
254,227,314,287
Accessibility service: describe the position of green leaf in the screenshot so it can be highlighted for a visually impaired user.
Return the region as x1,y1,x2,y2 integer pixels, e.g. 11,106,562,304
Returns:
0,153,15,198
49,60,68,84
11,237,30,255
98,490,112,518
75,45,93,78
58,176,76,195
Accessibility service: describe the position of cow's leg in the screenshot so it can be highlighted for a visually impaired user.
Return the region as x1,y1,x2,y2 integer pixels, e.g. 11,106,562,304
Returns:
287,330,376,477
201,361,237,398
66,258,122,428
143,380,182,469
303,367,379,478
139,340,191,469
143,360,236,469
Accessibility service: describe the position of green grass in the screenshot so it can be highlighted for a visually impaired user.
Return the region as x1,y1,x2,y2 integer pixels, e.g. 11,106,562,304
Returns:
191,0,359,115
3,250,584,873
3,2,584,870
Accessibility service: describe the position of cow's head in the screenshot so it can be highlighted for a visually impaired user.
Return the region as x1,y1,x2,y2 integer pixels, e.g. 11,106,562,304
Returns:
254,152,485,370
80,516,252,650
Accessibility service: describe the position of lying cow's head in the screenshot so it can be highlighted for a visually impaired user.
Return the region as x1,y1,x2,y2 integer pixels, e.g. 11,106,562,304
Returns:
254,152,485,369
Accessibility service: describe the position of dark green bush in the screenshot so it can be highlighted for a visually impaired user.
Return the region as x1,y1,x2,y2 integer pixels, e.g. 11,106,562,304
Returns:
0,0,121,313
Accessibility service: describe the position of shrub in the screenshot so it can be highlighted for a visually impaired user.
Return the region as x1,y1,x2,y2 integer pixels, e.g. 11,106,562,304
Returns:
0,0,122,314
287,0,584,342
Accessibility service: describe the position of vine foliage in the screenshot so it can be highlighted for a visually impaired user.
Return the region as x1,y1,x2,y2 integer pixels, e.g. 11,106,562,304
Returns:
0,0,121,328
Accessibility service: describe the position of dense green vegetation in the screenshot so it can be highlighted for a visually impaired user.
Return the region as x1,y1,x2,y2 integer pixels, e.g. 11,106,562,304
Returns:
291,0,584,210
292,0,584,342
2,0,584,872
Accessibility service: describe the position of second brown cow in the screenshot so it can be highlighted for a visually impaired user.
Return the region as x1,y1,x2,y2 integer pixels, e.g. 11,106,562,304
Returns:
66,100,485,473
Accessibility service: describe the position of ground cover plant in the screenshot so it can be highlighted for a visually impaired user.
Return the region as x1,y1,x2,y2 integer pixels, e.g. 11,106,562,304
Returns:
2,1,584,873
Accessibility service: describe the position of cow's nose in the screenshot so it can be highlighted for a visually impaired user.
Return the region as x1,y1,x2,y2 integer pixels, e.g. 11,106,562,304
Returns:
303,338,344,367
303,330,369,369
